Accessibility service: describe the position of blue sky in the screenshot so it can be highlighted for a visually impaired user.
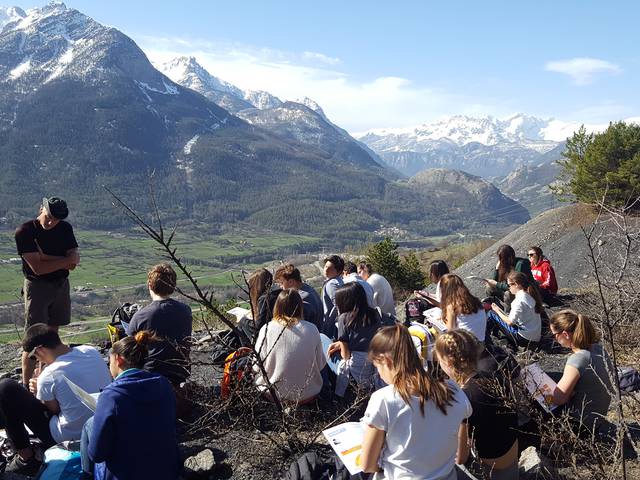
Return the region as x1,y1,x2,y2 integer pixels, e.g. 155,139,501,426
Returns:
13,1,640,132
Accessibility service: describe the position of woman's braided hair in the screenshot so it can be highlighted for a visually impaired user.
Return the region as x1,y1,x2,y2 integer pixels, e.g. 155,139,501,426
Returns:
434,329,481,385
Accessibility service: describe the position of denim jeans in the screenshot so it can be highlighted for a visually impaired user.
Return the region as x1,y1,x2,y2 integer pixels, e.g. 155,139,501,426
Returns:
80,416,94,475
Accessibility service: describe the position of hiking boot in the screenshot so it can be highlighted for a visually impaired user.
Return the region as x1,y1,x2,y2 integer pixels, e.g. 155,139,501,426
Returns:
5,451,43,476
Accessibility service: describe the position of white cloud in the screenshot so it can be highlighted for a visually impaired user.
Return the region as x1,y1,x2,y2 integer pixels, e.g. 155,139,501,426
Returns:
136,34,505,132
541,115,640,142
545,57,622,86
302,51,340,65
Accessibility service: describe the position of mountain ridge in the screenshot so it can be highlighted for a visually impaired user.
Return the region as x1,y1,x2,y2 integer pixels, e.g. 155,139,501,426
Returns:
0,3,530,244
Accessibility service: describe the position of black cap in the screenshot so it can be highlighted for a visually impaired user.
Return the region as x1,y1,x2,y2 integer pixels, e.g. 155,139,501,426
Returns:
42,197,69,220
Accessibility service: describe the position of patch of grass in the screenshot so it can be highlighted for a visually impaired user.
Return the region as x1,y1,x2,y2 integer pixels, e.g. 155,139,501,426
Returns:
0,228,320,303
414,239,495,273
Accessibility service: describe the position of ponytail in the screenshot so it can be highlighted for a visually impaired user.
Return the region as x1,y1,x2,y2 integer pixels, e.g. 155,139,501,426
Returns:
550,310,599,349
112,330,156,369
369,324,454,416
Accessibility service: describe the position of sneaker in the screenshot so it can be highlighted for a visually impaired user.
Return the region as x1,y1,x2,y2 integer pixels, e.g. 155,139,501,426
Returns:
5,451,43,476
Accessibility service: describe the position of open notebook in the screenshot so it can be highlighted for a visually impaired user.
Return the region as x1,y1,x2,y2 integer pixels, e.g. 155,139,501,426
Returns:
521,363,558,413
323,422,365,475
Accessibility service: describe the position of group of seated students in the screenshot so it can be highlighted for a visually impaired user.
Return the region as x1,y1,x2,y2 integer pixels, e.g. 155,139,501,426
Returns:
0,263,190,478
244,249,610,479
0,246,611,480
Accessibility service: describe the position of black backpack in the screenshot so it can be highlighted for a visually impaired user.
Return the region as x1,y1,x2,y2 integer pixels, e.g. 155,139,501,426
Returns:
107,303,140,343
404,297,428,323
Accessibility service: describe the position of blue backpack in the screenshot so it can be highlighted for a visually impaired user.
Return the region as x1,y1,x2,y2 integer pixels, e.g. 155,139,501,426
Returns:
35,445,82,480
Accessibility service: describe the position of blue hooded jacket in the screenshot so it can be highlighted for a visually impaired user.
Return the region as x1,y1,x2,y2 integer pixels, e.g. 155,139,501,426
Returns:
88,369,180,480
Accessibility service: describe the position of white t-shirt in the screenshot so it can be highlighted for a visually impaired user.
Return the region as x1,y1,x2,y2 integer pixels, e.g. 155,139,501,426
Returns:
509,290,541,341
362,381,472,480
254,320,326,402
343,273,376,308
456,309,487,342
37,345,112,443
366,273,395,316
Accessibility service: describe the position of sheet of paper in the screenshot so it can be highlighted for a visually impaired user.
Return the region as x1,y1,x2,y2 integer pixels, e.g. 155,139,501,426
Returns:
522,363,558,413
227,306,252,322
63,376,99,412
423,308,447,332
323,422,365,475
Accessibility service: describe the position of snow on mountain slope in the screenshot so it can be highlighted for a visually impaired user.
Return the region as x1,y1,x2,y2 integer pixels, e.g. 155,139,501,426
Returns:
0,5,25,30
243,89,282,110
358,114,560,151
156,56,283,112
356,114,566,178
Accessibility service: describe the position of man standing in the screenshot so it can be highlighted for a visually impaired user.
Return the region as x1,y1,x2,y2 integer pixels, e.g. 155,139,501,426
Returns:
15,197,79,386
357,262,396,317
274,263,323,331
321,255,344,338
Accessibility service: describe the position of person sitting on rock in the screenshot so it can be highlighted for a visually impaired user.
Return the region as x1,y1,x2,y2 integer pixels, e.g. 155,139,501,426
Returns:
407,260,450,323
438,274,487,342
274,263,323,331
549,310,613,432
483,244,535,312
435,329,519,480
238,268,281,344
322,282,382,396
126,263,193,388
254,289,325,404
360,324,471,479
81,331,179,480
414,260,450,307
486,271,542,350
321,255,344,338
0,324,111,476
342,260,375,308
528,246,558,303
357,261,395,317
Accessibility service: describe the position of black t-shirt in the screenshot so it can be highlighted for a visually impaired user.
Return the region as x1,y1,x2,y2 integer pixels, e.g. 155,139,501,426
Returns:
463,373,518,459
337,310,382,352
15,219,78,281
127,298,193,384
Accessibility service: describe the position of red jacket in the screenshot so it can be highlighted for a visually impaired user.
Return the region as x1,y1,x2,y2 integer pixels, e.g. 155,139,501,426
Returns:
531,257,558,294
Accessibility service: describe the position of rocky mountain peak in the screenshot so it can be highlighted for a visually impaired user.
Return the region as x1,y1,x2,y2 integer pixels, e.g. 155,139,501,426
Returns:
157,55,244,98
243,89,283,110
294,96,326,118
0,5,26,30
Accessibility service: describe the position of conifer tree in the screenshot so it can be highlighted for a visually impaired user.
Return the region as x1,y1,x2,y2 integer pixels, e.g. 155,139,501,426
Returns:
556,122,640,210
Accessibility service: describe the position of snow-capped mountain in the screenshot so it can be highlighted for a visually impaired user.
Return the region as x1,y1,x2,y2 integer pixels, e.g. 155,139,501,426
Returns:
0,5,25,29
294,96,327,119
243,89,282,110
356,115,566,178
157,55,389,172
156,56,283,113
359,114,560,151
